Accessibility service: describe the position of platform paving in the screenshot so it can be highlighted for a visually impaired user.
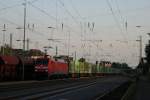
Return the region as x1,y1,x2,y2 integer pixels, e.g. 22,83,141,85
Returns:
132,75,150,100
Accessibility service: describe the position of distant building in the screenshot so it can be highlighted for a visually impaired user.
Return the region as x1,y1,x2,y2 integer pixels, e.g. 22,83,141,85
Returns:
99,61,112,67
53,55,73,62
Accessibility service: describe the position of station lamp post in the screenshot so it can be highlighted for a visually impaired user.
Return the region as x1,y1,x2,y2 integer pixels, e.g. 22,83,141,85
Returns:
147,33,150,43
16,27,24,49
16,39,22,49
48,26,56,56
2,24,6,55
147,33,150,37
17,0,27,80
43,46,53,56
136,36,142,62
135,26,143,63
48,27,55,43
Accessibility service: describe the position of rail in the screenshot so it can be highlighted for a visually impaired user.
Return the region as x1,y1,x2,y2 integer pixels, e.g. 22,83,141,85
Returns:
121,83,136,100
95,81,131,100
0,78,98,100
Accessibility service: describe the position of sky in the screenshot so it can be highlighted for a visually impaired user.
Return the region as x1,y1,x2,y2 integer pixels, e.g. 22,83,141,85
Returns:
0,0,150,68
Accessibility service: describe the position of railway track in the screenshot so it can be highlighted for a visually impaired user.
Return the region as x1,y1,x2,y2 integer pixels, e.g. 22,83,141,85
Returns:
0,78,98,92
0,76,130,100
0,78,99,99
95,81,131,100
15,81,97,100
36,78,130,100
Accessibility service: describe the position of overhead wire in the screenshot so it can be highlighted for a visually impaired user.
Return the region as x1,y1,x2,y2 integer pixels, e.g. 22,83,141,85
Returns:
0,3,22,12
0,0,51,37
0,17,47,36
106,0,127,41
30,0,40,4
28,1,80,34
69,0,82,20
114,0,128,33
28,2,56,20
65,0,95,57
0,17,47,49
0,0,135,61
114,0,137,63
114,0,125,24
27,0,83,53
58,0,80,26
106,0,134,63
68,0,86,58
57,0,83,56
0,1,60,50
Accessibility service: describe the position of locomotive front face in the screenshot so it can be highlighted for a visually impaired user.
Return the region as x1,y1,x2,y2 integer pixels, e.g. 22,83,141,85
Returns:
35,58,49,72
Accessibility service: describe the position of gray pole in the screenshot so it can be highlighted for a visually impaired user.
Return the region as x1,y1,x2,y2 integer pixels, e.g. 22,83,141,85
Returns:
136,36,142,63
68,31,70,56
2,24,6,55
27,38,29,51
75,51,76,61
10,33,12,48
135,26,142,62
74,51,76,75
10,33,12,55
23,0,26,51
22,0,27,80
139,36,142,62
56,46,58,56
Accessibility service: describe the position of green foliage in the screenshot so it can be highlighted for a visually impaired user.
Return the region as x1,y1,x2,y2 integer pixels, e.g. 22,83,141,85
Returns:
145,40,150,64
111,62,131,69
144,40,150,74
0,44,45,57
79,58,86,62
0,44,12,55
27,49,45,56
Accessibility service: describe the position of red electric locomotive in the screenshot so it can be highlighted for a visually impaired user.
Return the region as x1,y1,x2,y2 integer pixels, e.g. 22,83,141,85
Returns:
34,57,69,79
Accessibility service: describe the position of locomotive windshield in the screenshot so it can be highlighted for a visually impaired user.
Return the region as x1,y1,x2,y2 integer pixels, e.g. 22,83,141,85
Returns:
36,59,49,65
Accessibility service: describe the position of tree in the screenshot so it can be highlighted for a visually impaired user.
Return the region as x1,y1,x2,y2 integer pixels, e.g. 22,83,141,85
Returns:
27,49,45,56
144,40,150,75
112,62,131,69
145,40,150,64
0,44,12,55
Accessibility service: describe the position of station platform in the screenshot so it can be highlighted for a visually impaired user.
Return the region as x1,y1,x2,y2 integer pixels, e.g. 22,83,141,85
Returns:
132,75,150,100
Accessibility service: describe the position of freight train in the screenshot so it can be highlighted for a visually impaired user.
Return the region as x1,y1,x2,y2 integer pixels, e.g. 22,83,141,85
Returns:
0,55,121,81
0,55,35,81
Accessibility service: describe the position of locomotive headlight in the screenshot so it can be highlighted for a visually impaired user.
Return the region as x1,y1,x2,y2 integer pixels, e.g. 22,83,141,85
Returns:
35,66,39,69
